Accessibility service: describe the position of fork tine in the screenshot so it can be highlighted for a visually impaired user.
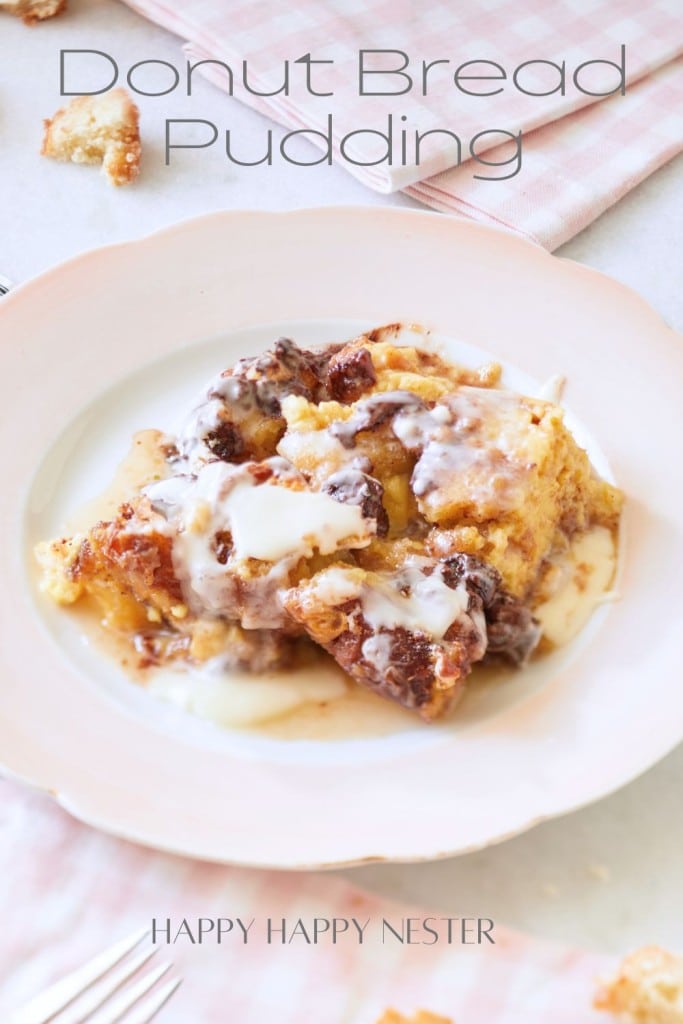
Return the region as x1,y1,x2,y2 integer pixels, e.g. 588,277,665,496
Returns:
122,977,183,1024
95,961,172,1024
10,928,149,1024
70,948,159,1024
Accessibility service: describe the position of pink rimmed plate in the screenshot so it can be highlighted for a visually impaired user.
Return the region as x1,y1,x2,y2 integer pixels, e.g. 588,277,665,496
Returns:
1,207,682,868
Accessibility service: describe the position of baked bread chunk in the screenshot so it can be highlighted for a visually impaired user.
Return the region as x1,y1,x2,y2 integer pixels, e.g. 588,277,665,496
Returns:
595,947,683,1023
42,88,141,185
0,0,66,23
36,456,372,673
37,326,623,722
283,554,538,719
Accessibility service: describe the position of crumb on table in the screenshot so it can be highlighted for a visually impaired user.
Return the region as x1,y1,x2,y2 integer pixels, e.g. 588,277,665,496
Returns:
41,89,141,186
595,946,683,1023
376,1012,453,1024
0,0,66,23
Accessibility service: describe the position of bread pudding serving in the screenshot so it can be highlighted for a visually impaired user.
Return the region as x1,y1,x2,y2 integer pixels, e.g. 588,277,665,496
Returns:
36,325,622,724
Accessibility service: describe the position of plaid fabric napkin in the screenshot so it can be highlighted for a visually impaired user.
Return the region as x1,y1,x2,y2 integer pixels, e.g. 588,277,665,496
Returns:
120,0,683,248
407,56,683,249
0,780,610,1023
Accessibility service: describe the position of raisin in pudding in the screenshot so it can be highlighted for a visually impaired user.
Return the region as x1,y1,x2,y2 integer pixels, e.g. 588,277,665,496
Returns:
36,326,623,727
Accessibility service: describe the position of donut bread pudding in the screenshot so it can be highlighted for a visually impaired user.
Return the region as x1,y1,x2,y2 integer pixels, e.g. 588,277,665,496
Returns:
36,326,622,721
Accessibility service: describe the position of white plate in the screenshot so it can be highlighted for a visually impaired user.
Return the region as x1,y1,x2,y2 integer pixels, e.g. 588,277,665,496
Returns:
1,208,682,868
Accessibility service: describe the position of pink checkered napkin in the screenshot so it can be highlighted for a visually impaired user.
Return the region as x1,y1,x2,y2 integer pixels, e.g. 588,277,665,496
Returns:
0,781,610,1023
120,0,683,248
406,56,683,250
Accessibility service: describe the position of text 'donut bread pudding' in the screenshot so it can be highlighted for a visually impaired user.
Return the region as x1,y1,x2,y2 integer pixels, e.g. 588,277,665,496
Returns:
36,326,623,725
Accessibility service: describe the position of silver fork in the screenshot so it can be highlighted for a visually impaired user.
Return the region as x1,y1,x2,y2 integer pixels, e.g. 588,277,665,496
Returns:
10,928,181,1024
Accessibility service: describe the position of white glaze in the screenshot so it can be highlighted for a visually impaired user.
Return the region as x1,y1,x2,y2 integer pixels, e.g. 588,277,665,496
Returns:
361,564,470,638
145,458,372,624
148,661,348,728
277,425,352,476
393,386,534,508
360,632,395,675
307,566,363,605
177,395,225,469
226,481,369,561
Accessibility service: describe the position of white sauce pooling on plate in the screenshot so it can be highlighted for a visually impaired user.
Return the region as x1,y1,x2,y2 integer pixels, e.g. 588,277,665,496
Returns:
148,660,349,728
535,525,617,647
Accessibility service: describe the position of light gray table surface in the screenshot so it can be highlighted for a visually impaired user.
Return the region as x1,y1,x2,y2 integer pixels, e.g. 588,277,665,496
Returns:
1,0,681,959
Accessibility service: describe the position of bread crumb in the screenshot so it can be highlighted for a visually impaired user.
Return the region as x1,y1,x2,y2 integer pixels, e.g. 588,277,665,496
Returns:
542,883,560,898
34,536,84,604
588,863,611,882
0,0,66,23
42,88,141,186
377,1013,453,1024
595,946,683,1023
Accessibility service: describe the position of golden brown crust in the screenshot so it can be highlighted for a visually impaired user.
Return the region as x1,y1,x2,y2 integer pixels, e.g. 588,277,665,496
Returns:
77,504,184,618
1,0,66,23
42,88,141,186
595,946,683,1023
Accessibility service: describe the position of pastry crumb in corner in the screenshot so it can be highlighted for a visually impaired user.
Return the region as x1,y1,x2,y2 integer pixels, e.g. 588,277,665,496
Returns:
0,0,66,24
595,946,683,1023
376,1012,453,1024
41,88,141,186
